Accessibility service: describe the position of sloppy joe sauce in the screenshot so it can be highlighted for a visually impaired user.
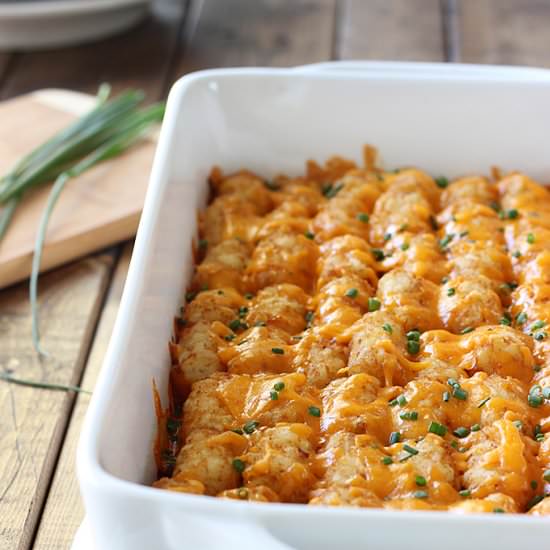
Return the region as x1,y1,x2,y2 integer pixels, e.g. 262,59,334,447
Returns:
153,147,550,515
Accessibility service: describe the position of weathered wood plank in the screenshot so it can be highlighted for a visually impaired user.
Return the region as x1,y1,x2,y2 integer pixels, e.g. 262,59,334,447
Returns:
0,2,186,549
170,0,336,73
336,0,445,61
32,245,132,550
457,0,550,66
0,251,116,550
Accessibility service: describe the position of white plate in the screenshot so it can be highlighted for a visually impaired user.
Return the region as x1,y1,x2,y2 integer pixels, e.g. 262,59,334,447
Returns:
0,0,151,50
77,62,550,549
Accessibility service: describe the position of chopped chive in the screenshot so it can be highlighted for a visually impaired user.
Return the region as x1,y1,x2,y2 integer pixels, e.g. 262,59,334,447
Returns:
232,428,244,435
244,292,254,300
415,475,427,486
232,458,246,473
471,423,481,432
308,406,321,417
368,297,381,312
513,420,524,430
536,433,545,442
532,320,546,330
459,230,469,238
406,330,421,341
305,311,314,323
477,396,491,408
397,394,408,406
273,382,285,392
493,508,505,514
459,489,471,497
224,334,235,341
400,242,410,251
453,427,470,438
389,431,401,445
528,385,544,408
527,233,535,244
507,209,519,219
512,250,522,259
534,331,547,341
531,480,539,490
238,306,248,318
409,411,419,421
345,288,358,298
441,276,449,284
443,391,451,402
243,421,259,434
447,287,456,297
414,490,428,499
371,248,385,261
389,399,399,407
453,387,468,400
534,424,542,437
271,347,284,355
428,421,447,436
460,327,474,334
447,378,459,387
228,319,242,331
270,390,279,400
500,316,512,326
384,233,392,242
516,312,527,325
407,340,420,355
304,230,315,240
382,456,393,465
439,234,454,249
403,444,419,455
435,176,449,188
382,323,393,334
357,212,370,223
398,223,409,232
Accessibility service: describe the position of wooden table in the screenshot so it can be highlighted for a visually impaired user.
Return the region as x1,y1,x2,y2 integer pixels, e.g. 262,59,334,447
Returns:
0,0,548,548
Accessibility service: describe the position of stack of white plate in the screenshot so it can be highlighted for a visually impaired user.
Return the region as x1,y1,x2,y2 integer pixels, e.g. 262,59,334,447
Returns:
0,0,152,50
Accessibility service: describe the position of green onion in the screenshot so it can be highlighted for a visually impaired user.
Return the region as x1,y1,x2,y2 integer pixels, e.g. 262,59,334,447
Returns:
460,327,474,334
382,323,393,334
381,456,393,465
415,475,427,486
345,288,358,298
228,319,242,331
493,508,505,514
507,209,519,219
459,489,471,497
403,444,418,456
477,396,491,408
232,428,244,435
528,385,544,408
531,320,546,330
384,233,392,242
304,230,315,240
500,315,512,326
453,427,470,438
273,382,285,392
244,293,254,300
435,176,449,188
513,420,523,430
271,347,284,355
232,458,246,473
238,306,248,318
447,287,456,297
243,421,259,434
527,233,535,244
400,243,410,251
471,423,481,432
368,297,381,312
224,334,235,341
439,234,454,249
407,340,420,355
428,421,447,436
400,411,418,421
534,331,547,341
512,250,522,258
441,276,449,284
371,248,385,261
396,394,408,406
389,431,401,445
406,330,421,341
357,212,369,223
270,390,279,400
531,480,538,490
453,387,468,400
389,399,398,407
308,406,321,417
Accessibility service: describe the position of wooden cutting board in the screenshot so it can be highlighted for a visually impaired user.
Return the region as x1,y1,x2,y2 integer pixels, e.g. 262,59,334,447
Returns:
0,89,157,289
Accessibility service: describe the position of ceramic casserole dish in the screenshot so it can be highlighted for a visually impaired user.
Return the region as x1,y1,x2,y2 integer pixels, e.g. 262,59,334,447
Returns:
77,62,550,549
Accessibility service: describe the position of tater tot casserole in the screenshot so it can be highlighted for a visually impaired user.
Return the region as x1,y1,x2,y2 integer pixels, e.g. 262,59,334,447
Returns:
152,147,550,515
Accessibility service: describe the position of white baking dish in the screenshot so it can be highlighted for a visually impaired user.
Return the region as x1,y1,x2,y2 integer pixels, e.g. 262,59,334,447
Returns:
77,62,550,550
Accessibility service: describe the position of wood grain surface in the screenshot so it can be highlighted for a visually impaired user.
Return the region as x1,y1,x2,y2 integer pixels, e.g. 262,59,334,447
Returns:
0,1,547,549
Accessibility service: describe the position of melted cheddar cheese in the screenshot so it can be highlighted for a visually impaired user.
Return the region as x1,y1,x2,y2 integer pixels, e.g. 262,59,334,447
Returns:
154,149,550,515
